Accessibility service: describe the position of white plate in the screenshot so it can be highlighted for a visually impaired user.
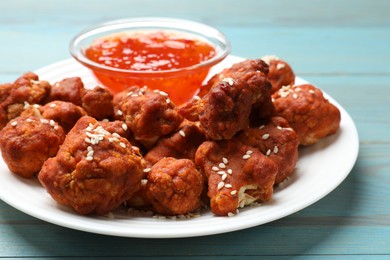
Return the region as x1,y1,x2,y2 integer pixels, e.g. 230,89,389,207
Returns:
0,56,359,238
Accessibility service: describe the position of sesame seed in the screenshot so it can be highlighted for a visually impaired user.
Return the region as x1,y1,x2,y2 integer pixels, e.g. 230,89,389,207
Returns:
246,150,253,155
219,163,226,169
117,110,123,116
225,184,232,188
122,123,128,131
228,212,235,217
23,101,30,109
259,125,265,129
87,150,94,157
85,138,91,143
112,133,121,138
227,169,233,174
86,156,93,161
87,146,93,152
102,118,109,122
159,91,169,96
230,190,237,195
222,77,234,86
276,63,286,70
10,121,17,126
166,98,171,104
266,149,271,156
141,179,148,185
273,146,279,154
119,142,126,148
309,90,315,94
54,125,59,130
49,103,57,108
293,93,298,99
131,94,139,97
26,118,33,123
222,157,228,164
217,171,226,175
193,95,201,101
179,130,186,137
33,104,40,108
262,134,270,140
242,154,251,160
222,173,227,181
126,91,134,96
143,168,151,173
40,119,49,124
277,126,283,130
217,181,225,190
212,166,219,171
49,120,55,126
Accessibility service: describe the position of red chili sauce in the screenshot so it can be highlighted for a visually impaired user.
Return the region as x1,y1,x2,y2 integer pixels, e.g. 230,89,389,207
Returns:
85,31,217,105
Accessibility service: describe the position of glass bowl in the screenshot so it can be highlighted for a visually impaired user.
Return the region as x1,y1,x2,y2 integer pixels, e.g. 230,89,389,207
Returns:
69,17,231,105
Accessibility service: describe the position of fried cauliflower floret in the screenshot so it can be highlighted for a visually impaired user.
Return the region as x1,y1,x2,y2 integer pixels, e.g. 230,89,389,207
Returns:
0,116,65,178
144,120,206,165
182,59,274,124
237,117,299,184
46,77,85,106
0,72,51,129
20,101,87,133
198,79,253,140
195,139,277,216
272,84,341,145
114,86,183,149
145,157,204,215
82,86,114,120
38,116,146,215
261,55,295,94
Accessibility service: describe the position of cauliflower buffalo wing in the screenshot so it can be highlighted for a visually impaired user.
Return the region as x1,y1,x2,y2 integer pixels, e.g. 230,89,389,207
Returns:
237,117,299,184
145,120,206,165
38,116,146,215
0,116,65,178
81,86,114,120
195,139,277,216
145,157,204,215
272,84,341,145
114,86,183,149
261,55,295,94
0,72,51,129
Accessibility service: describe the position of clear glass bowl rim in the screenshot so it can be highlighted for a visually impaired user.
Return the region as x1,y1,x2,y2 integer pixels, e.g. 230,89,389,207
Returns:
69,17,231,76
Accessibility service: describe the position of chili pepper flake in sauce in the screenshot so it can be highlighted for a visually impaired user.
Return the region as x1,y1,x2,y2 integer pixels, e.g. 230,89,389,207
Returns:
85,30,217,105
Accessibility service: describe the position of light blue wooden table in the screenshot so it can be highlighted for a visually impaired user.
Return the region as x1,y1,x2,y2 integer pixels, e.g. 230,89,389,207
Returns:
1,0,389,258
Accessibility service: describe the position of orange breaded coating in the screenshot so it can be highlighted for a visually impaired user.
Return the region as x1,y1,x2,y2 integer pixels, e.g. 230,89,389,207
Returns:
21,101,87,133
237,117,299,184
179,59,274,124
114,86,183,149
0,116,65,178
47,77,85,106
195,139,277,216
38,116,146,215
145,120,206,165
261,55,295,94
82,86,114,120
145,157,204,215
201,59,271,101
272,84,341,145
0,72,51,129
198,79,252,140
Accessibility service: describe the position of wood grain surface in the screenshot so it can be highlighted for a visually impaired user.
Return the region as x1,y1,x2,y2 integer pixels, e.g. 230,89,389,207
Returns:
1,0,389,258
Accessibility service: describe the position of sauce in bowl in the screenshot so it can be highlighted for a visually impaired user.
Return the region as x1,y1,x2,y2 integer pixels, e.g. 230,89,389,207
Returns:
85,31,216,104
70,18,230,105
